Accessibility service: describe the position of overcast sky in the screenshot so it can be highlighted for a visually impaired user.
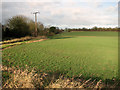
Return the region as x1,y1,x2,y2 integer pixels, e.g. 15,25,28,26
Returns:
1,0,119,28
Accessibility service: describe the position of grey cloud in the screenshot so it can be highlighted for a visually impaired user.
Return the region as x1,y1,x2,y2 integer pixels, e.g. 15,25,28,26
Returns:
1,1,118,28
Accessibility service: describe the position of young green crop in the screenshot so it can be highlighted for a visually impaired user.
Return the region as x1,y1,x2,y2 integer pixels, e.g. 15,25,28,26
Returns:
2,31,118,80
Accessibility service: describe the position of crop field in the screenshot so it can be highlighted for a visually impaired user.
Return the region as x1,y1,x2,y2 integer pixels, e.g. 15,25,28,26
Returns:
2,31,118,80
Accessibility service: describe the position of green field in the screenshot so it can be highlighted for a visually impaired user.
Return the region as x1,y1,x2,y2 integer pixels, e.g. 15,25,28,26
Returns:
2,31,118,80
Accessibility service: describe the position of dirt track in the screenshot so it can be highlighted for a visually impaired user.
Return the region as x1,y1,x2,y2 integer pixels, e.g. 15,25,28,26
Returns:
26,39,47,43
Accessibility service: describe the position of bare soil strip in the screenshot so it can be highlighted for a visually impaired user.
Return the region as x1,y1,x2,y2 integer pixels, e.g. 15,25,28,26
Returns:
26,39,47,43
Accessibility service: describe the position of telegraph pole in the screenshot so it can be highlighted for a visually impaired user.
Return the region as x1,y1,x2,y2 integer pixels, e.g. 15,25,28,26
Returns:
33,11,40,37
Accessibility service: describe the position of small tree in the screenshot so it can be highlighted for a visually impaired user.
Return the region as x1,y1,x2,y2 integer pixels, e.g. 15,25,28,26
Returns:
6,15,30,38
37,22,44,34
49,26,60,34
92,26,98,31
49,26,56,33
27,20,35,36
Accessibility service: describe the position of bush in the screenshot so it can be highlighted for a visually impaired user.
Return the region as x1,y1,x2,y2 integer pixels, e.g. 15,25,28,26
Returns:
6,15,31,38
49,26,60,34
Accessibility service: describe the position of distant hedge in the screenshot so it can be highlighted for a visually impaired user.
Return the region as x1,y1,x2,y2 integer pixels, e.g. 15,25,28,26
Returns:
66,27,119,32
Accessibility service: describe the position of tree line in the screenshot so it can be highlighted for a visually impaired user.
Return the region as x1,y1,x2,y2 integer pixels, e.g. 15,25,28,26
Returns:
1,15,119,40
65,27,119,32
1,15,63,40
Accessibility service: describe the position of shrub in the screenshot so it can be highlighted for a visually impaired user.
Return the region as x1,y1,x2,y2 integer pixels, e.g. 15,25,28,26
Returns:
6,15,31,38
49,26,60,34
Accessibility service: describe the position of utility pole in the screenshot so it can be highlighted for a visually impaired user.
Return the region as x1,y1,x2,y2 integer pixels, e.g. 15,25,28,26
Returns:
33,11,40,37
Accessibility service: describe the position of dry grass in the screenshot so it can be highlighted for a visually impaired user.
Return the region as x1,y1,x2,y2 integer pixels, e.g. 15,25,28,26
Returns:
47,76,103,88
1,36,34,44
2,66,120,89
1,36,47,49
2,66,47,88
1,36,47,44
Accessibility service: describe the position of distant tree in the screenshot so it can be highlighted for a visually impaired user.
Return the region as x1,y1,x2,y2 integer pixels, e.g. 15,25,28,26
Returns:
92,26,98,31
37,22,44,32
82,27,88,31
65,28,68,32
37,22,45,36
27,20,35,36
49,26,58,33
49,26,56,33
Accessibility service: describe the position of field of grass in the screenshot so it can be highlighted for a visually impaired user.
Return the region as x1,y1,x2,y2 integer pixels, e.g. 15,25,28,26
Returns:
2,31,118,80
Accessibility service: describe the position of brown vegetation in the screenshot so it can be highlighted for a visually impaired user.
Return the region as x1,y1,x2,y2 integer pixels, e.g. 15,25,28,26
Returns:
2,66,120,89
1,36,47,50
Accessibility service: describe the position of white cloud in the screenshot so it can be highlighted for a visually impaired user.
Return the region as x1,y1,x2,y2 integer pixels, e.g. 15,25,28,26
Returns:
2,0,119,2
105,5,118,13
1,1,118,28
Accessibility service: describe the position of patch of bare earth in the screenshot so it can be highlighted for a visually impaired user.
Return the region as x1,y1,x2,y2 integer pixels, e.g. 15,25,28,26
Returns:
26,39,47,43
